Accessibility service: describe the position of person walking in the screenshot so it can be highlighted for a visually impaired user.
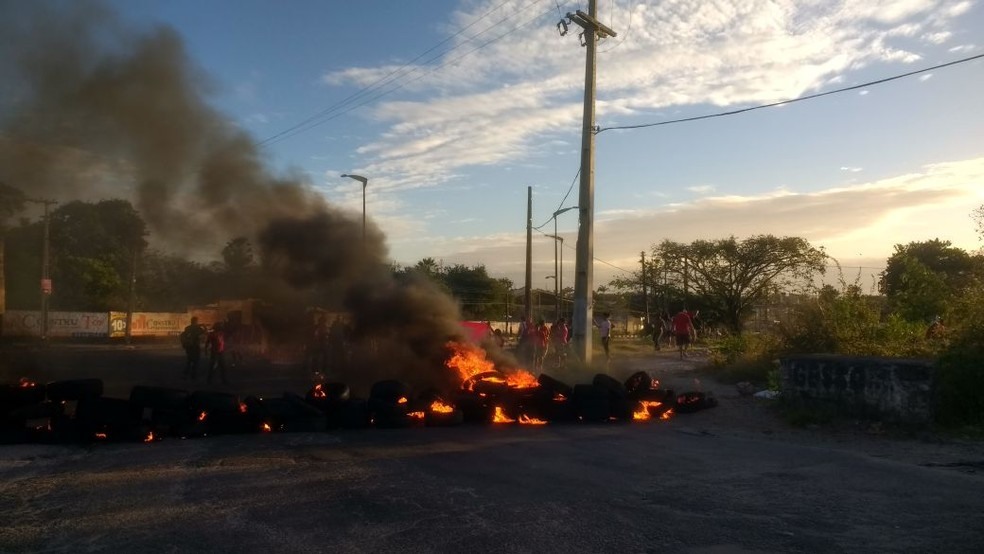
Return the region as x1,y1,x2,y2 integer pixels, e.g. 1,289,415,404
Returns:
180,317,206,381
205,321,230,385
594,312,613,362
671,308,697,360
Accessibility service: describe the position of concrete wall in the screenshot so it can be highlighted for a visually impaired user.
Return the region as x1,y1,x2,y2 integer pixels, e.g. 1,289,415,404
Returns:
779,355,934,423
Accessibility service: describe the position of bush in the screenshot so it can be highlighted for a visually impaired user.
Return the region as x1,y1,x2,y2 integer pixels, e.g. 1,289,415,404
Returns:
934,283,984,427
705,333,781,385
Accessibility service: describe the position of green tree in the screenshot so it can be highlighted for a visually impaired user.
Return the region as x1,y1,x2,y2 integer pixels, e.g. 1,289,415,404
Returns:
654,235,826,334
222,237,255,272
40,199,148,311
879,239,979,321
0,182,26,314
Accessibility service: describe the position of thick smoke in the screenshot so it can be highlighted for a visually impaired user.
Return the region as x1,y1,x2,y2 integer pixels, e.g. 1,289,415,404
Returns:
0,1,484,393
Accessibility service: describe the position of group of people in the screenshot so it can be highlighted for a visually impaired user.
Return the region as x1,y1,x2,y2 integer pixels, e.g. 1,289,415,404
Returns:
652,309,699,359
180,316,235,385
306,314,352,377
517,316,571,371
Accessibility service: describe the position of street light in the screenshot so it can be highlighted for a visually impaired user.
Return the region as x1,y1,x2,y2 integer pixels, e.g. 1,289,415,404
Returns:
340,174,368,241
551,206,577,319
26,198,57,342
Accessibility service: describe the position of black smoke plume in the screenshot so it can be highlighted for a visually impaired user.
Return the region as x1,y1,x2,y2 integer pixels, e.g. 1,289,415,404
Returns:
0,1,485,392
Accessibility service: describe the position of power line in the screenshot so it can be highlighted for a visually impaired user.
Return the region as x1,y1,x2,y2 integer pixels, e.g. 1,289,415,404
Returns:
534,167,580,230
596,52,984,134
261,0,552,147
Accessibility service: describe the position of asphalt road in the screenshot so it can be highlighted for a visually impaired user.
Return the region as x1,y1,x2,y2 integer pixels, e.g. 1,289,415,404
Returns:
2,344,983,553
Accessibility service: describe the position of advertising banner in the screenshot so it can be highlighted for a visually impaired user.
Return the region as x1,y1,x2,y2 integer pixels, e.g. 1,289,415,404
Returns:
128,312,190,337
2,311,109,337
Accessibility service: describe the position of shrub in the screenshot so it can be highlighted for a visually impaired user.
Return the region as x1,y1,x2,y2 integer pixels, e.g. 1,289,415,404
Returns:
934,282,984,427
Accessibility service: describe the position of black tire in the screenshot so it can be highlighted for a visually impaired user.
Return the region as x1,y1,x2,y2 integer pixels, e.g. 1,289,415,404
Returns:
340,398,370,429
129,386,189,410
453,392,493,424
188,391,241,413
425,409,464,427
623,371,653,396
609,397,635,421
1,382,47,413
674,391,706,413
46,379,103,402
592,374,628,400
573,384,610,422
369,380,412,404
323,382,350,402
536,373,573,398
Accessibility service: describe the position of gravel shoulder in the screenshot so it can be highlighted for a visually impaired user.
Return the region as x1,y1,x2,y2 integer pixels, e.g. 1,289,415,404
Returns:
608,346,984,470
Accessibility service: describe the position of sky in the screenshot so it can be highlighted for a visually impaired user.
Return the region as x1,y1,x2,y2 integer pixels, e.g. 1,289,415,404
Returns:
19,0,984,289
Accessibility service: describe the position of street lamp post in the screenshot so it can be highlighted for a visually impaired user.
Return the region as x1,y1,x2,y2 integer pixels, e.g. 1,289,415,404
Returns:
551,206,577,321
27,198,57,342
340,174,368,241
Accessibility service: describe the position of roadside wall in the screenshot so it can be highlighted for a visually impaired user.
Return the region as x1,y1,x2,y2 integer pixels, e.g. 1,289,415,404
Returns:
779,355,934,423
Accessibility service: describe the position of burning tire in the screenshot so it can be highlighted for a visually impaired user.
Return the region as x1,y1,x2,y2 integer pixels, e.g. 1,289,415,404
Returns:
536,373,573,398
249,394,327,433
624,371,654,397
188,391,250,434
425,408,464,427
572,384,610,422
369,380,412,404
674,391,716,413
46,379,103,402
75,396,148,442
1,382,47,415
453,392,493,423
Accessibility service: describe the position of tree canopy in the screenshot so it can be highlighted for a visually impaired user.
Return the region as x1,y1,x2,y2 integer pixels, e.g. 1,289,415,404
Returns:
879,239,982,322
654,235,826,333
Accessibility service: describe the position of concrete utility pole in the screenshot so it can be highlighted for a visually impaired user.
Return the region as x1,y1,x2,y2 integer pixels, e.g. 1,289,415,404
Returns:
524,186,533,321
564,0,616,363
641,251,650,326
27,199,57,342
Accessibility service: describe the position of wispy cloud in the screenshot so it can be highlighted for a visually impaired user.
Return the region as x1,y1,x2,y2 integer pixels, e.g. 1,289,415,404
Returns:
324,0,969,189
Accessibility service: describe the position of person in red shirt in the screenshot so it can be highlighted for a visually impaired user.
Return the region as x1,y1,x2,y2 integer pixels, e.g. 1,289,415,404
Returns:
205,321,230,385
671,309,697,359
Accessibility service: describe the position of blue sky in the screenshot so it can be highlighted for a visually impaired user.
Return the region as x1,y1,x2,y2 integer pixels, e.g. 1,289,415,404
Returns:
63,1,984,285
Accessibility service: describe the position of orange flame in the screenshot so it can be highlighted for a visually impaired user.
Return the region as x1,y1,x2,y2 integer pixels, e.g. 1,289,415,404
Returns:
633,400,673,421
518,414,547,425
430,401,454,414
445,341,497,382
505,370,538,389
95,432,107,439
408,411,425,419
144,431,155,443
198,411,208,422
18,377,36,388
239,402,248,414
261,422,272,432
397,397,408,404
492,406,515,423
553,393,567,402
312,384,327,399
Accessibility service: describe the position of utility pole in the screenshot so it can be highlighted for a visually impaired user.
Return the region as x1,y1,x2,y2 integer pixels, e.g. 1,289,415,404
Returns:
524,186,533,321
640,251,650,327
563,0,616,363
27,199,57,342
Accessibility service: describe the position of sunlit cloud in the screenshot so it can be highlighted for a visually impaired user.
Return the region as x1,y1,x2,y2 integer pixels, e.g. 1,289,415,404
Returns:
419,157,984,284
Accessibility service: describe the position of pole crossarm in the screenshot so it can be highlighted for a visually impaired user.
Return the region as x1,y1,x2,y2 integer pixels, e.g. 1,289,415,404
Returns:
565,10,617,38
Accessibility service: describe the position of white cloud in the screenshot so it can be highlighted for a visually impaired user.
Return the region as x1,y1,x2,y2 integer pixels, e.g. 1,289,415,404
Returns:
919,73,934,81
840,166,863,172
323,0,967,189
687,184,716,194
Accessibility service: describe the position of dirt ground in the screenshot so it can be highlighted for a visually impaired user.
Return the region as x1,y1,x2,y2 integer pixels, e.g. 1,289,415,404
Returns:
607,345,984,470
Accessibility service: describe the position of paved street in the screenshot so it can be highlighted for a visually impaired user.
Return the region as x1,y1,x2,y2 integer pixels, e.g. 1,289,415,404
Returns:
2,344,983,553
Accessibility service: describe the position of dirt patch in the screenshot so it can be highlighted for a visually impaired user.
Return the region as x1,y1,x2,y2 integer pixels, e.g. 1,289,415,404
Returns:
608,348,984,470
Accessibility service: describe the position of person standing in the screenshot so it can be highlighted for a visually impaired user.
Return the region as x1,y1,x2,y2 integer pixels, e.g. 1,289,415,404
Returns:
595,312,613,362
180,317,206,380
205,322,230,385
533,318,550,372
671,308,697,360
